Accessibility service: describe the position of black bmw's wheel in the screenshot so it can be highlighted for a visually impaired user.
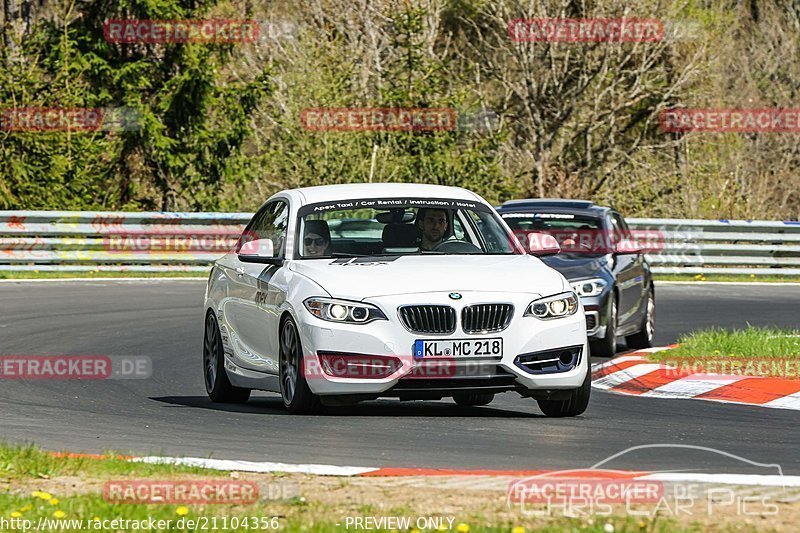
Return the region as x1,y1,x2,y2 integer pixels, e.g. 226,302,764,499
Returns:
203,312,251,403
626,287,655,349
279,317,319,414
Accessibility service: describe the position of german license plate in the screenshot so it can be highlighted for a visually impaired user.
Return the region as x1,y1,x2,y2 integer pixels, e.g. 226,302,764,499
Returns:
414,338,503,358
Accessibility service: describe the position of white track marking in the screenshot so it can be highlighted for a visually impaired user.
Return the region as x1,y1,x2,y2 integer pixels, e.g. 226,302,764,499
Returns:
641,377,745,399
592,364,662,389
764,391,800,410
640,473,800,487
132,456,377,476
591,355,646,371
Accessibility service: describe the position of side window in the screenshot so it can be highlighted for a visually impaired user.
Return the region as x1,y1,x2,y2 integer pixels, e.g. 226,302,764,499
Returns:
610,212,633,252
451,215,466,240
239,201,289,256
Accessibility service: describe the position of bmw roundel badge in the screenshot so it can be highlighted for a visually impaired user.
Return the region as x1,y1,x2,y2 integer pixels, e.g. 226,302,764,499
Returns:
449,292,462,300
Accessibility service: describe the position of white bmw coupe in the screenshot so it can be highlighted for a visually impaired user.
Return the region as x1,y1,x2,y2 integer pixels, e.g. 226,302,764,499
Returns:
203,183,590,415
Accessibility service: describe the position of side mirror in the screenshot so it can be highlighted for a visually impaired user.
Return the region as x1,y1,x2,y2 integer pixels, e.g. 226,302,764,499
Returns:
524,231,561,257
238,238,279,264
614,238,644,255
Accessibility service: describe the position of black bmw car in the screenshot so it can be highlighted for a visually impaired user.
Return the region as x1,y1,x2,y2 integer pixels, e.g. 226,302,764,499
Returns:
496,199,655,357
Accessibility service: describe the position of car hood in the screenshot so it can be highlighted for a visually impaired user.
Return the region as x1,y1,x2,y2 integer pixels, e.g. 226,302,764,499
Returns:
540,253,610,281
290,254,566,299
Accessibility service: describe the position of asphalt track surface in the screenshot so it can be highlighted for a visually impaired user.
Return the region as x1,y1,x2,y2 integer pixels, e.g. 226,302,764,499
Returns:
0,280,798,474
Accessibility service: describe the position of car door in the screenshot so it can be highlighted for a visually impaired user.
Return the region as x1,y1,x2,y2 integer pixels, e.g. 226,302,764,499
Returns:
223,200,290,374
610,212,647,333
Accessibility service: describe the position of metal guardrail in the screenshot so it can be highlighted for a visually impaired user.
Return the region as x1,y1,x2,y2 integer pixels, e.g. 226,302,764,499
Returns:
627,218,800,275
1,211,799,275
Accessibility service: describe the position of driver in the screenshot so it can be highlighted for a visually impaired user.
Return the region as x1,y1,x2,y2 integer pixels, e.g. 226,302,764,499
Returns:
417,208,449,251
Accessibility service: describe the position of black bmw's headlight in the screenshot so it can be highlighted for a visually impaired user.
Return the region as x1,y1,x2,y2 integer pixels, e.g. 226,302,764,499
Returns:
304,298,387,324
524,292,579,320
571,278,608,297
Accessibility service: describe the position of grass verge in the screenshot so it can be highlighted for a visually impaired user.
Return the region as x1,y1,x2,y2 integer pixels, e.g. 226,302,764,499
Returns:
0,443,714,532
0,271,205,279
648,327,800,377
654,273,800,283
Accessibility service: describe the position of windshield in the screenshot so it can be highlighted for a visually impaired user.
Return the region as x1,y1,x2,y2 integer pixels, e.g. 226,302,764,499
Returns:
501,212,610,256
296,197,522,259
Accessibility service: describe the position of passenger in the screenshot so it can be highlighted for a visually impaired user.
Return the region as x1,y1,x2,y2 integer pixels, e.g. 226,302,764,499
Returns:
303,220,332,257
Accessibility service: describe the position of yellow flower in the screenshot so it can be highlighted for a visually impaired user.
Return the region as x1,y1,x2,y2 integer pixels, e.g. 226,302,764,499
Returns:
19,505,32,512
638,521,647,529
457,524,470,533
10,512,22,518
750,274,755,278
93,517,101,521
49,498,59,505
37,492,53,500
176,506,189,516
512,527,525,533
31,491,43,498
53,510,66,519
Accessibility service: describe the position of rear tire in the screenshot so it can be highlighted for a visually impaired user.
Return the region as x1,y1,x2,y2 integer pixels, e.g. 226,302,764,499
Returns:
589,293,617,357
626,287,655,349
537,367,591,418
203,312,251,403
279,316,320,415
453,393,494,406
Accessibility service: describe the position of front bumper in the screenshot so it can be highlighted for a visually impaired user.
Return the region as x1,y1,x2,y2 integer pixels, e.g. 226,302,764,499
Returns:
577,291,611,340
296,291,589,397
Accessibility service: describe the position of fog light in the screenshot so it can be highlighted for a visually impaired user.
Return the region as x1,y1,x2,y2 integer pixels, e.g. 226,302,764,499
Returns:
559,350,574,365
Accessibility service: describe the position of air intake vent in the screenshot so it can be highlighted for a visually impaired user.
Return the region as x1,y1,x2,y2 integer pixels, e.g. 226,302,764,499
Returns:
399,305,456,334
461,304,513,333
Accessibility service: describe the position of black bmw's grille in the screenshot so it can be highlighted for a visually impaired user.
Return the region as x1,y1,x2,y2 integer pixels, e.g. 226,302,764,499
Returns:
461,304,513,333
399,305,456,334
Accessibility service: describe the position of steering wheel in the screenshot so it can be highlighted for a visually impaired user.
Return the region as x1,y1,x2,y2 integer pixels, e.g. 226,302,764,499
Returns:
432,240,483,253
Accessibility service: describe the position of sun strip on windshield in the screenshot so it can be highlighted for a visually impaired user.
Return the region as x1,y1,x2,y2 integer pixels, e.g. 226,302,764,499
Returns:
296,197,487,217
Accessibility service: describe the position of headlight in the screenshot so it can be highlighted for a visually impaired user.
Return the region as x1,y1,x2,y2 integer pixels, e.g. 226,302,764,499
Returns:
524,292,579,320
304,297,387,324
571,278,608,297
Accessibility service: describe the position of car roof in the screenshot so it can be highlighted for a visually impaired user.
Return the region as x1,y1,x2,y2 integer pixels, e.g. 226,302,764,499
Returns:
278,183,485,206
497,198,611,217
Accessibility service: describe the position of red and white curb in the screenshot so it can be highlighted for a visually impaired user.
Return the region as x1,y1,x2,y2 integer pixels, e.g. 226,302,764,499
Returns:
54,453,800,487
592,347,800,411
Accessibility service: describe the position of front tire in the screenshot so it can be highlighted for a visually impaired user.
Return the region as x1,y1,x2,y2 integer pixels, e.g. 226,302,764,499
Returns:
626,287,655,349
279,316,319,414
203,312,251,403
453,393,494,406
589,293,617,357
537,366,591,417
